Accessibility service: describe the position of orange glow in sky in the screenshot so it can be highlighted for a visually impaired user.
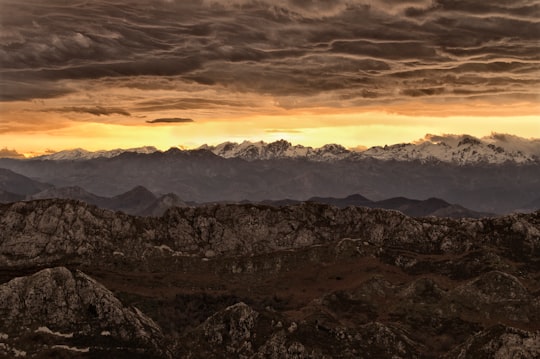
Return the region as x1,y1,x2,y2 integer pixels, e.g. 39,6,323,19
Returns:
2,105,538,156
1,0,539,156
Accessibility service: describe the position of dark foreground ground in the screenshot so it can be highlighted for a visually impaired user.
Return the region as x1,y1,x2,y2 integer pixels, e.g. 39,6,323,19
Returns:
0,200,538,358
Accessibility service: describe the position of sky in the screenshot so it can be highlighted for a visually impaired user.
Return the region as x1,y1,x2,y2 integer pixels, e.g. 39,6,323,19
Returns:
0,0,539,156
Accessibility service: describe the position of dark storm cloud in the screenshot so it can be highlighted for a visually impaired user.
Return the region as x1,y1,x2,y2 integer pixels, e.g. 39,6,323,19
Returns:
1,0,538,107
146,118,194,124
135,97,249,111
0,79,72,101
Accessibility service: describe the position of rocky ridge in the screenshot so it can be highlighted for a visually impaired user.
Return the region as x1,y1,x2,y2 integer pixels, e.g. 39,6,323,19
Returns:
0,199,538,267
0,199,538,358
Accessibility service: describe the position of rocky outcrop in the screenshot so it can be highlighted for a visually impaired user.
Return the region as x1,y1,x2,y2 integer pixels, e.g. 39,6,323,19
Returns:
449,271,540,323
0,199,538,268
179,302,425,358
0,200,538,358
0,267,169,358
443,325,540,359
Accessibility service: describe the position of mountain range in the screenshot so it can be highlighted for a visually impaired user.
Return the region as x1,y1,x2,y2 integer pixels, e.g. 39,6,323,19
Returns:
34,146,159,161
0,168,494,218
26,134,540,165
1,145,538,213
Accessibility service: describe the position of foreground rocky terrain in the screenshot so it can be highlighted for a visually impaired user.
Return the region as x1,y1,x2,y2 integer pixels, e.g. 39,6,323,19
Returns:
0,199,538,358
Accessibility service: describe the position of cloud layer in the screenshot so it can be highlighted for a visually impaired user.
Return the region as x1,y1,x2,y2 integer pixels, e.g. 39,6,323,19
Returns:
1,0,538,127
0,147,25,159
146,118,194,124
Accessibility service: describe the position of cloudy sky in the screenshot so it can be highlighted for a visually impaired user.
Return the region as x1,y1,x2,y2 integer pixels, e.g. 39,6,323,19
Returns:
1,0,539,155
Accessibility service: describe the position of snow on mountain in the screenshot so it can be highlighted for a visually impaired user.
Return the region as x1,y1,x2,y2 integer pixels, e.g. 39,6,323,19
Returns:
36,146,158,161
30,134,540,164
200,134,539,164
198,140,351,161
361,134,540,165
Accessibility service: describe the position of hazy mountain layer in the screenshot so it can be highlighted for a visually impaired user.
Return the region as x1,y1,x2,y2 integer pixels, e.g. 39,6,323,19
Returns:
0,168,52,196
1,150,538,213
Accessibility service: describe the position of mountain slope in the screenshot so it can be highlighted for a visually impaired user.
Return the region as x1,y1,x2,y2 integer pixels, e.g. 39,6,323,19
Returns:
0,168,52,196
105,185,158,214
30,185,163,215
0,267,169,358
0,189,24,203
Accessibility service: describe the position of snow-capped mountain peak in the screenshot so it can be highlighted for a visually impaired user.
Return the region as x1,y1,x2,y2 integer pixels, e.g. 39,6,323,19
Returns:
198,140,351,161
362,134,539,164
36,146,159,161
200,134,539,164
28,134,540,164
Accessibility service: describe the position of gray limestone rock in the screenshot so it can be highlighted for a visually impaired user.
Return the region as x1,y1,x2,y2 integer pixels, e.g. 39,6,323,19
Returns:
0,267,170,358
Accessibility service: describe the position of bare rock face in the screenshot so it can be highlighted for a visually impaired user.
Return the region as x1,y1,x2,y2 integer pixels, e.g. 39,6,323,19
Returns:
0,199,538,269
179,302,424,359
443,325,540,359
0,267,169,358
197,302,260,357
449,271,540,323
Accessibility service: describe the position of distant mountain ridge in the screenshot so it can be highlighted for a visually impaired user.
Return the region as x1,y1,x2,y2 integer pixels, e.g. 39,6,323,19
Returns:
198,140,351,162
0,154,538,213
259,194,492,218
19,134,540,165
35,146,158,161
16,182,495,218
362,134,540,165
27,185,189,216
200,134,540,164
0,168,52,195
0,167,496,218
1,134,539,214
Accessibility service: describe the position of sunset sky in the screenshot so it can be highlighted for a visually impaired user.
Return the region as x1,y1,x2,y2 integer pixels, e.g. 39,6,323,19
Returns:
1,0,539,156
